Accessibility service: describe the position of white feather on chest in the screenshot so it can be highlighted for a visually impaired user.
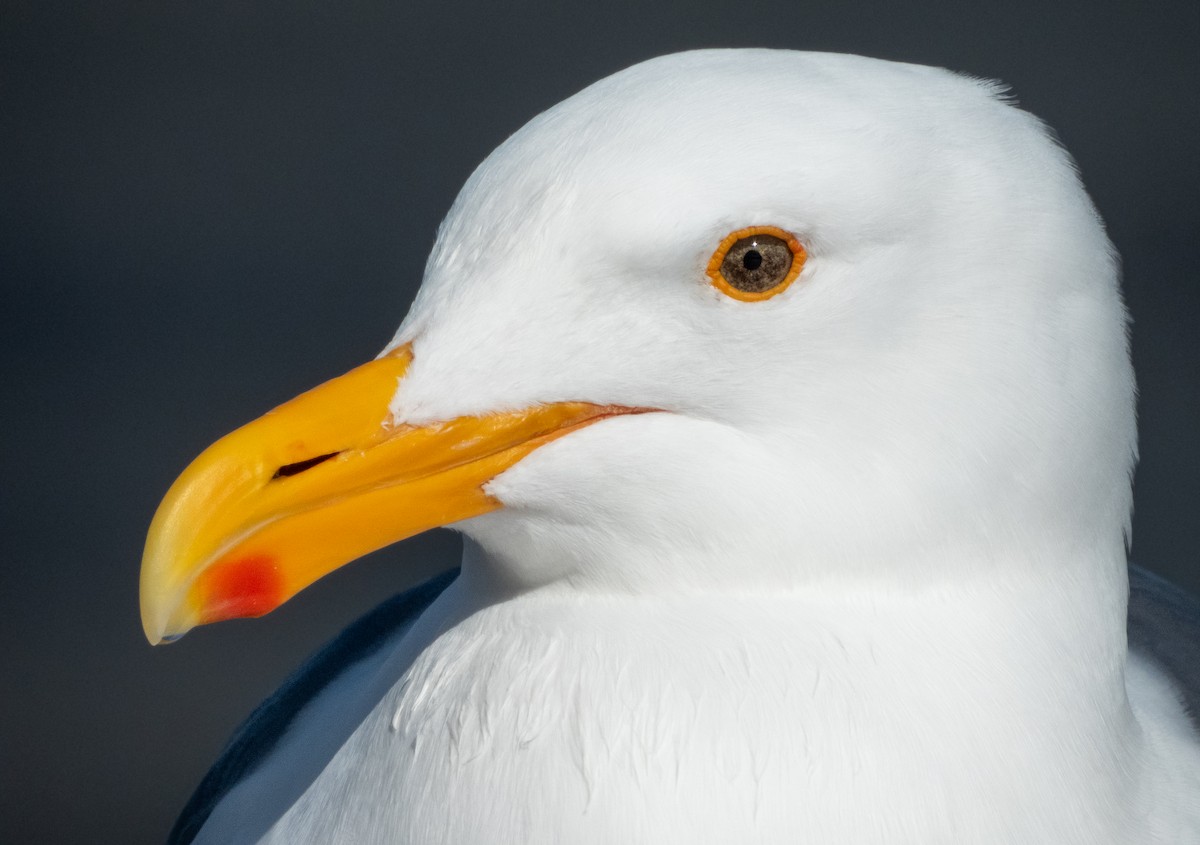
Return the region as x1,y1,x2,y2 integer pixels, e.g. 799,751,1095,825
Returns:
252,568,1190,845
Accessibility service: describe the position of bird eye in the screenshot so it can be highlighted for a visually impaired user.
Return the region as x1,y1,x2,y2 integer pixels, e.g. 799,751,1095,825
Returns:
706,226,806,301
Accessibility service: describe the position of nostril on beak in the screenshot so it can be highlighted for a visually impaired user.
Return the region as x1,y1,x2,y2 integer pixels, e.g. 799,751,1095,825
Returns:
271,451,340,480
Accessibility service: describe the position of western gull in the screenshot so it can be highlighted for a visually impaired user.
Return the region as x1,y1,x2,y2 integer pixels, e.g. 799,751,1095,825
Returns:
140,49,1200,843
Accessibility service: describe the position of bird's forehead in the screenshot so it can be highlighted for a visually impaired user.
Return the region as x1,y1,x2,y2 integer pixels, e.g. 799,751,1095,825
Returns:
427,50,1012,272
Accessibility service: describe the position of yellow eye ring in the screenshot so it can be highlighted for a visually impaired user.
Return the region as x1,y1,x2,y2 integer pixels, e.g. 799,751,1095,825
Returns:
705,225,806,302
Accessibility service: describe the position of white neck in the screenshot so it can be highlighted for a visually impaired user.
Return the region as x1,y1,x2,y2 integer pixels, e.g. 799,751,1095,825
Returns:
345,544,1145,844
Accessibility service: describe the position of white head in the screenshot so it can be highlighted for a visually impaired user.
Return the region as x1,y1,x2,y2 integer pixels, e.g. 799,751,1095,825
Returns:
383,49,1136,595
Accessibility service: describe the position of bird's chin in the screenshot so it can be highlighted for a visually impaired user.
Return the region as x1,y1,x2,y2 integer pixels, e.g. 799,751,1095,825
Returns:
446,524,565,596
450,412,797,595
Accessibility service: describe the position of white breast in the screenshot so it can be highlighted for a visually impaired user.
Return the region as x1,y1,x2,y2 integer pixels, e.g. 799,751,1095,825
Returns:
218,576,1198,845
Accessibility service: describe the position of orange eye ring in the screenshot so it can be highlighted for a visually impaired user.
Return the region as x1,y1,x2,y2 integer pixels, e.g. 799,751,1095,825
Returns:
705,225,807,302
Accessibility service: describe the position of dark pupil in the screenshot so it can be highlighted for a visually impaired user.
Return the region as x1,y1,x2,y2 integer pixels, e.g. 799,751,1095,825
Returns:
742,249,763,271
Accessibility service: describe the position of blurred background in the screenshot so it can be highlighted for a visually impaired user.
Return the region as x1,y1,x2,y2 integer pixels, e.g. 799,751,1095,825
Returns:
2,1,1196,842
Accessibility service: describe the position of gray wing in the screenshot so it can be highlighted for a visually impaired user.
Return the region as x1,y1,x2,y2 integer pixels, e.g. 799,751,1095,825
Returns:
1128,564,1200,721
169,568,459,845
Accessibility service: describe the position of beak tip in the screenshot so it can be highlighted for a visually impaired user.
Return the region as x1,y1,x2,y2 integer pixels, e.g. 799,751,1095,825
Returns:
140,582,190,646
142,616,191,646
140,608,168,646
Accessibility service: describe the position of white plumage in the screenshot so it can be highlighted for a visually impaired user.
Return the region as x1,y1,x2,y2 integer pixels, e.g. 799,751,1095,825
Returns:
187,50,1200,843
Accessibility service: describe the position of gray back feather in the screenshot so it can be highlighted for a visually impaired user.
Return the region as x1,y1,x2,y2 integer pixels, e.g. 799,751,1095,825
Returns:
168,569,458,845
1128,564,1200,722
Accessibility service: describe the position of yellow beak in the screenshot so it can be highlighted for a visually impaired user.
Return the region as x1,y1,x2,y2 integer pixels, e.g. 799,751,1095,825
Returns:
140,344,642,644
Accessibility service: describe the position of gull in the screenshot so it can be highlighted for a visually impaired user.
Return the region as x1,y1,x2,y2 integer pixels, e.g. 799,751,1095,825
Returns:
140,49,1200,844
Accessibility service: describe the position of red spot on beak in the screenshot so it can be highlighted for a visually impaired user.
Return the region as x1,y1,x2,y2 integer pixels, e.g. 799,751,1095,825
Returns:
196,554,285,624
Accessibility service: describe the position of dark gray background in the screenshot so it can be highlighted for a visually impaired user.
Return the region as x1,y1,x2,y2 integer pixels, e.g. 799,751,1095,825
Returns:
2,1,1196,842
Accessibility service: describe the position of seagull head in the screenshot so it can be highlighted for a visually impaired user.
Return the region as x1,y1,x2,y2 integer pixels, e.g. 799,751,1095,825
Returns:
140,49,1136,643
